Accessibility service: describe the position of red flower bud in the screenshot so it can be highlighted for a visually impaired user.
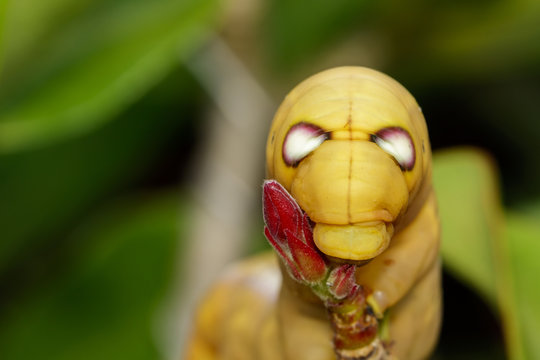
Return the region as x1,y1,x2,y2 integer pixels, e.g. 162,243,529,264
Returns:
327,264,358,300
302,213,316,249
264,227,302,281
262,180,328,285
285,230,327,283
263,180,302,241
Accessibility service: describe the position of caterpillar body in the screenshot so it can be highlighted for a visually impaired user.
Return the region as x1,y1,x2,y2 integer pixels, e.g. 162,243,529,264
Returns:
186,67,441,360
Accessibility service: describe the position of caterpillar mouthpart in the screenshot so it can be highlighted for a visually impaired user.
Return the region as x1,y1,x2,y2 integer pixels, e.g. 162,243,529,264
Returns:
313,221,394,261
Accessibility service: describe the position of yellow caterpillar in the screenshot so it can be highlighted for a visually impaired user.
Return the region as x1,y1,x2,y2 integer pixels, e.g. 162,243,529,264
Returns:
186,67,441,360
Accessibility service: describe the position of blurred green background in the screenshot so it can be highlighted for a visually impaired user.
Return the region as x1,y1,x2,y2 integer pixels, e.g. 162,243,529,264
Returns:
1,0,540,359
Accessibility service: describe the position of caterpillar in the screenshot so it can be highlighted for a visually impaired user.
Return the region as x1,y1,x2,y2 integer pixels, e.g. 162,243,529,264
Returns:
186,67,441,360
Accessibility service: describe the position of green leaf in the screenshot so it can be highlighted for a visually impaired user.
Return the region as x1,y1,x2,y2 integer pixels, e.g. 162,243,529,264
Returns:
506,212,540,359
0,191,188,360
433,148,501,304
0,0,217,152
433,148,540,360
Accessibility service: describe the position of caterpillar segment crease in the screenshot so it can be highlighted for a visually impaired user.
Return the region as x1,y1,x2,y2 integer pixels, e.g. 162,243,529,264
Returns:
185,67,441,360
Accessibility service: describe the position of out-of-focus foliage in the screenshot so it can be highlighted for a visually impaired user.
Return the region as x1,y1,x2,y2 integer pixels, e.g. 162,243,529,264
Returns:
433,149,540,360
506,212,540,358
0,64,204,359
263,0,375,71
265,0,540,81
0,65,202,272
0,0,217,152
0,192,187,360
0,0,216,359
433,149,501,305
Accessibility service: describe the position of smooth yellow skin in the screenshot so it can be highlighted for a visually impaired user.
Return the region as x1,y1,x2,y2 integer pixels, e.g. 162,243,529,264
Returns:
186,67,441,360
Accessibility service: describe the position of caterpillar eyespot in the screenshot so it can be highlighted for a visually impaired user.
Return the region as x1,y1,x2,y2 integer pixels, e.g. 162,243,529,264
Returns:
371,127,416,171
282,122,329,167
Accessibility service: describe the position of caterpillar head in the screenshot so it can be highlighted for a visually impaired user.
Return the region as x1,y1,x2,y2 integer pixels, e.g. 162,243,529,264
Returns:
266,67,432,261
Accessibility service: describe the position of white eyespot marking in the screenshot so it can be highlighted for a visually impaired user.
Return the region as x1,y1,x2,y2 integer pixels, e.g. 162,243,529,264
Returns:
371,127,415,171
283,122,328,167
